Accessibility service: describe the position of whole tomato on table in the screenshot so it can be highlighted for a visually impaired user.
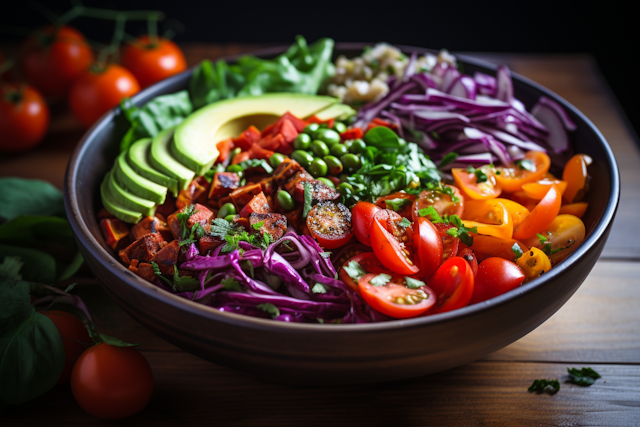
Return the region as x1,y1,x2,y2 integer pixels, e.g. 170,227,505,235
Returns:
121,35,187,88
0,84,49,152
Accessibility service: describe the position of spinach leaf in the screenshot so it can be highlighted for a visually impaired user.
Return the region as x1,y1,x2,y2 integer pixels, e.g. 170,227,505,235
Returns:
0,244,56,284
189,59,246,110
363,126,401,149
0,178,64,222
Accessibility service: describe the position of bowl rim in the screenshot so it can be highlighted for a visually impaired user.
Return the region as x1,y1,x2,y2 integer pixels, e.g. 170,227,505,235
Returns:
64,42,620,332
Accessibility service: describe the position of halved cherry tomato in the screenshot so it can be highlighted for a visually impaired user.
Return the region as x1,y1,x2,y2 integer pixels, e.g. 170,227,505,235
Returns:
470,235,528,263
351,201,381,246
516,247,552,282
370,209,420,275
434,223,460,262
513,185,562,240
559,202,588,218
358,273,435,318
462,199,513,240
469,257,525,305
121,35,187,88
376,192,417,220
495,151,551,193
522,179,567,199
428,257,474,313
562,154,592,203
458,247,478,276
339,252,388,295
452,165,501,200
521,214,585,264
493,198,529,230
306,202,353,249
411,185,464,223
413,217,443,281
505,190,538,211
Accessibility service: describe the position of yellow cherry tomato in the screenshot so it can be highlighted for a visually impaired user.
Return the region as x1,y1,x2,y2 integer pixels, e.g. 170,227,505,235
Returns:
516,247,552,282
521,214,585,264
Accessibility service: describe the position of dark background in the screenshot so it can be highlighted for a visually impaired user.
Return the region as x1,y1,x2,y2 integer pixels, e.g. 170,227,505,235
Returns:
2,1,637,138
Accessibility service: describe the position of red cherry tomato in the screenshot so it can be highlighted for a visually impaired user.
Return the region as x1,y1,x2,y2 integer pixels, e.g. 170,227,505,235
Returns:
469,257,525,304
369,209,420,275
306,202,353,249
71,343,154,420
40,310,92,384
413,217,443,281
358,273,436,318
0,85,49,152
121,36,187,88
69,64,140,128
458,247,478,277
433,222,460,263
20,26,93,98
339,252,391,295
428,257,475,313
351,201,381,246
411,185,464,223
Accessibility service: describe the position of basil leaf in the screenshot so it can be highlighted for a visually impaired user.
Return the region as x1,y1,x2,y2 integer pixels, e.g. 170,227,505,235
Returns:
0,178,64,222
363,126,400,149
527,379,560,394
0,244,56,284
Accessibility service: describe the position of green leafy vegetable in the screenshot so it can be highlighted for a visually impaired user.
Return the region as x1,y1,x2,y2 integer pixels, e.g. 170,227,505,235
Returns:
418,208,477,246
399,217,412,228
515,159,535,171
537,233,563,256
176,205,199,241
0,178,65,222
236,159,273,174
385,198,413,212
0,256,23,280
252,221,265,231
528,379,560,394
370,273,392,287
419,206,443,223
567,367,601,386
512,243,524,260
98,333,139,347
438,152,459,168
466,165,488,183
363,126,401,149
343,261,367,281
221,277,242,291
302,182,313,219
172,266,199,293
405,277,425,289
180,222,206,247
312,283,328,294
257,303,280,319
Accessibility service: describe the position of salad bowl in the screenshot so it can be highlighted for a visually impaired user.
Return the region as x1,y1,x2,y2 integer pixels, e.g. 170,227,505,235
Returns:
64,43,619,385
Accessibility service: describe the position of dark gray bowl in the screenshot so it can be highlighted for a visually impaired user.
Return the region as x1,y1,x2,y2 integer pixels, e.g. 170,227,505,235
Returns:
64,43,619,385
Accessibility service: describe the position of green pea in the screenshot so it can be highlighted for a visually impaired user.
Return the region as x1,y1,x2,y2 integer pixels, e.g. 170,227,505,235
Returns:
330,143,348,157
269,153,286,169
303,123,320,136
337,182,354,197
340,153,361,172
291,150,314,169
333,122,347,134
228,147,241,163
316,128,341,147
323,155,343,175
218,203,237,218
224,214,236,223
293,133,311,150
310,140,330,157
348,139,367,154
317,177,335,188
308,158,328,177
276,190,295,211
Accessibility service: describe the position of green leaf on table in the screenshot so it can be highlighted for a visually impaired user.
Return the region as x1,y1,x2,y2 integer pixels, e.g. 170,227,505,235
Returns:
0,256,23,280
0,178,64,222
0,244,56,284
527,378,560,395
567,367,601,386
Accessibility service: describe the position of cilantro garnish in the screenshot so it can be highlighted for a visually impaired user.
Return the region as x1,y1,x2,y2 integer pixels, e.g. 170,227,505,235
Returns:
419,207,476,245
221,276,242,291
151,261,172,287
405,277,425,289
319,251,332,258
419,206,443,223
302,182,313,218
512,243,524,260
528,379,560,395
466,165,488,183
399,217,412,228
385,198,413,212
172,266,199,293
424,181,461,203
537,233,563,256
210,218,239,239
567,367,601,386
180,222,206,247
312,283,328,294
176,205,199,241
438,152,458,168
370,273,391,287
515,159,535,171
343,261,367,281
257,303,280,319
252,221,264,231
317,318,324,323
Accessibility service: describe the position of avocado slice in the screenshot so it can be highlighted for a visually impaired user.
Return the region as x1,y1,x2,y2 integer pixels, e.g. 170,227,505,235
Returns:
313,103,356,121
107,168,157,217
149,127,195,191
128,138,179,197
113,151,167,205
173,93,340,175
100,173,143,224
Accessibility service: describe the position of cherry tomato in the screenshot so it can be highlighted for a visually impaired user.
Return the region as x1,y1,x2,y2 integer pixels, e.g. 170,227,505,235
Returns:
562,154,592,203
69,64,140,128
370,209,420,275
470,235,528,263
495,151,551,193
434,222,460,262
504,190,538,211
494,198,529,230
121,35,187,88
0,85,49,152
306,202,353,249
339,251,388,295
522,179,567,200
358,273,436,318
461,199,513,240
351,201,381,246
413,217,443,281
513,185,562,240
452,165,501,200
71,343,154,420
521,214,585,264
469,257,525,305
458,247,478,276
411,185,464,223
558,202,588,219
428,256,474,313
40,310,91,384
516,247,552,282
375,192,417,219
20,26,93,98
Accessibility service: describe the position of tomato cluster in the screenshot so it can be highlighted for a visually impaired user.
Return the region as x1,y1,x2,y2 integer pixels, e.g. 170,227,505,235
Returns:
341,151,590,319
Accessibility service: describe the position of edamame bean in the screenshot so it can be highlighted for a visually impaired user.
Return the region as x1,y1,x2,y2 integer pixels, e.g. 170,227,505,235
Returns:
269,153,286,169
308,158,328,177
317,177,335,188
333,122,347,134
291,150,314,169
224,214,236,222
340,153,361,172
323,155,343,175
276,190,295,211
218,203,237,218
330,143,348,157
310,140,330,157
316,128,341,147
303,123,320,136
348,138,367,154
293,133,311,150
337,182,354,197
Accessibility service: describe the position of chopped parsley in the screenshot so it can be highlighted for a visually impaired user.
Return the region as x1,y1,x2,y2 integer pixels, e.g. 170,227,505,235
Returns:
176,205,199,241
466,165,488,183
221,276,242,291
567,367,601,386
418,207,477,246
537,233,564,256
209,218,271,253
257,303,280,319
312,283,328,294
343,261,367,281
180,222,206,247
385,198,413,212
152,261,199,293
405,277,425,289
512,243,524,260
252,221,264,231
528,379,560,395
438,152,459,168
515,158,535,172
399,217,412,228
370,273,391,287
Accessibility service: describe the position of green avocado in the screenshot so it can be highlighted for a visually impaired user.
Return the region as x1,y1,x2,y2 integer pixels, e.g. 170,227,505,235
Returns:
149,127,195,191
127,138,179,197
314,103,356,121
100,172,143,223
108,168,157,216
173,93,340,175
113,150,166,204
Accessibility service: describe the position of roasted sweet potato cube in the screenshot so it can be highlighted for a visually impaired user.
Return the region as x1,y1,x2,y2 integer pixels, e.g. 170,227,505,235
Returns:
249,213,287,241
130,216,159,241
239,191,272,218
100,218,130,250
122,233,165,264
199,235,223,254
293,179,340,203
167,203,215,240
208,172,240,199
258,177,275,196
233,125,261,151
229,183,263,211
176,179,208,210
233,215,250,230
150,240,180,275
273,158,303,185
283,170,313,192
129,262,156,283
283,206,303,233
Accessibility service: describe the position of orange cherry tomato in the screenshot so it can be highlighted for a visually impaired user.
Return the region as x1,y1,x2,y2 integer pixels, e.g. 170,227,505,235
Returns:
370,209,420,275
559,202,588,218
562,154,592,203
493,198,529,230
20,26,93,98
339,252,389,296
375,192,417,220
522,179,567,199
428,256,475,313
411,185,464,222
495,151,551,193
470,235,528,263
452,165,501,200
0,84,49,152
121,36,187,88
504,190,538,211
461,199,513,240
69,64,140,128
513,185,562,240
520,214,585,264
358,273,436,318
468,257,525,305
413,217,443,281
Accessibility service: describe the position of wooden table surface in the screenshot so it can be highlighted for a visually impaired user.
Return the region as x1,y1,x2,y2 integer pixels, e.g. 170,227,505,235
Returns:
2,46,640,426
